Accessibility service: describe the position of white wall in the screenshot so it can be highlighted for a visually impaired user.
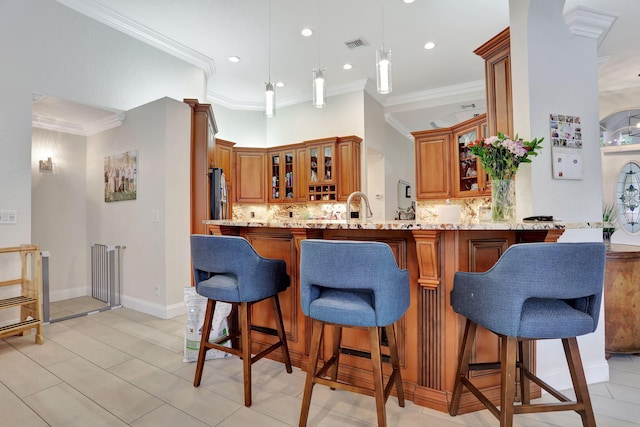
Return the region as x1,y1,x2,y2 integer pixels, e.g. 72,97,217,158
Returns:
1,0,206,321
211,104,266,147
363,91,415,220
264,92,365,147
32,129,88,301
86,98,191,318
510,0,608,389
30,1,206,113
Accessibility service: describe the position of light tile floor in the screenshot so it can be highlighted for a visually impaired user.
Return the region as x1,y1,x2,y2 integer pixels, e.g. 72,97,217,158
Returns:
48,295,109,321
2,307,640,426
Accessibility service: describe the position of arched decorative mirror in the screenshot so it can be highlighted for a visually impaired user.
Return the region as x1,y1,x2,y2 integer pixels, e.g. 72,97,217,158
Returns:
616,161,640,234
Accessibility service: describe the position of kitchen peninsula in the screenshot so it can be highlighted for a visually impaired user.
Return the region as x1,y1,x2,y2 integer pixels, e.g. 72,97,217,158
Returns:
202,219,595,413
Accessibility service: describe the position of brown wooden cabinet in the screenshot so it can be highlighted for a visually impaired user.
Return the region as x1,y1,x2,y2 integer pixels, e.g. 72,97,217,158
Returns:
604,244,640,357
233,147,266,203
412,129,452,199
184,98,217,235
452,115,490,197
305,137,337,202
228,135,360,205
336,136,362,201
413,115,489,200
475,28,512,138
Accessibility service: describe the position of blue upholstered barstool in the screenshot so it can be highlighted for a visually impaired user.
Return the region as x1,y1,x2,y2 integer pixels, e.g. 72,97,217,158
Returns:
298,239,410,427
190,235,292,407
449,242,606,427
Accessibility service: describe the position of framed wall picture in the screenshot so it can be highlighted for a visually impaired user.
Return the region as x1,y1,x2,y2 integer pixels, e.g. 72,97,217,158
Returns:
105,150,138,202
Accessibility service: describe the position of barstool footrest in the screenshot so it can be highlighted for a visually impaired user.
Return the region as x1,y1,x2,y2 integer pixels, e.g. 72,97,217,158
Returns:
251,340,286,365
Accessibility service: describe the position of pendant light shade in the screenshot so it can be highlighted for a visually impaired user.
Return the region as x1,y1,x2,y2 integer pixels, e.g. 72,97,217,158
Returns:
312,68,325,108
376,48,392,94
265,82,275,117
376,0,392,94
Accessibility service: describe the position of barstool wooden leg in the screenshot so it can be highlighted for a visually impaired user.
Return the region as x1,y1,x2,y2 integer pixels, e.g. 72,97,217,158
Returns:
385,324,405,407
518,339,531,404
369,326,387,427
194,299,216,387
299,318,323,427
329,325,342,388
272,295,292,373
240,302,252,407
499,336,518,427
449,319,477,416
563,337,596,427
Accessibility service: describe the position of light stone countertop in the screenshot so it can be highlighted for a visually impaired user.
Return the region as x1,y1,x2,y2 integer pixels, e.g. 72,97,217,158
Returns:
204,219,602,231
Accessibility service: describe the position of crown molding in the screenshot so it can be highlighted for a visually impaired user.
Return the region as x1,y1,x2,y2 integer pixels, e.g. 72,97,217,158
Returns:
383,80,486,109
56,0,215,76
207,79,370,112
32,115,85,136
565,6,617,46
32,112,125,136
384,113,413,141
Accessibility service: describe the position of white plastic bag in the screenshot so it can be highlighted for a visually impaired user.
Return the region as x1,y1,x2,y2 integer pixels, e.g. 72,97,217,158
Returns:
183,286,232,362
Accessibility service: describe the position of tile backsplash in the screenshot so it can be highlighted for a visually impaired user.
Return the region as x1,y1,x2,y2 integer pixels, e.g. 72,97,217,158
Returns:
232,197,491,222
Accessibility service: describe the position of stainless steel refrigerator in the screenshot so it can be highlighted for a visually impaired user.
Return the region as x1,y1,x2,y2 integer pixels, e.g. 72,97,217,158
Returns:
209,167,228,219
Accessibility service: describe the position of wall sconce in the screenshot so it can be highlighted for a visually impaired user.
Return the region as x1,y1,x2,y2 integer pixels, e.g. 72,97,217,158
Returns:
39,157,53,172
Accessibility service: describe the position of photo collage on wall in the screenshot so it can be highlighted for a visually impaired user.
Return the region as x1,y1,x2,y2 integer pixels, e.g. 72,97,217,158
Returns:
549,113,583,180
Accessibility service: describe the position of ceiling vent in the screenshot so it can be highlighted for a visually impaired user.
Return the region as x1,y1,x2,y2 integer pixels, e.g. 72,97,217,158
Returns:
344,38,368,49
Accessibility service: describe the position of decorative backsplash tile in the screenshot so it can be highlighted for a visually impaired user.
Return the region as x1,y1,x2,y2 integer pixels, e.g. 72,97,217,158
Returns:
232,197,492,223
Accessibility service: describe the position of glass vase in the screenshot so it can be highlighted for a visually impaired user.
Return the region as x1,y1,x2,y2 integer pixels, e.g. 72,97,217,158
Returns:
491,179,515,222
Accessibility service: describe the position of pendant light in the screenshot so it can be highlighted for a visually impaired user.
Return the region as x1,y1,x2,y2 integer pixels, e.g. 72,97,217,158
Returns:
376,0,392,94
312,68,325,108
265,0,275,117
312,0,325,108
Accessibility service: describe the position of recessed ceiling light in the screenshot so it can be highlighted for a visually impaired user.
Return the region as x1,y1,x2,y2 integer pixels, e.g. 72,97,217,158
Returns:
424,42,436,50
343,63,353,70
228,56,241,63
275,81,285,88
403,0,415,3
301,28,314,37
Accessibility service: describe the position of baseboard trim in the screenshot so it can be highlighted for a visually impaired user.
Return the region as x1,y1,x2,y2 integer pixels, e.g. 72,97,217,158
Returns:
120,295,186,319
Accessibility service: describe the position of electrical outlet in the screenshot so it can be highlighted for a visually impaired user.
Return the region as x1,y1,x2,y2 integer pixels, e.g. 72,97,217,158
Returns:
151,210,159,223
154,285,159,296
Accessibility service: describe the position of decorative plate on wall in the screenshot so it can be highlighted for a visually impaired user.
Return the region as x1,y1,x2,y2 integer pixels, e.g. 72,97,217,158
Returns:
616,161,640,234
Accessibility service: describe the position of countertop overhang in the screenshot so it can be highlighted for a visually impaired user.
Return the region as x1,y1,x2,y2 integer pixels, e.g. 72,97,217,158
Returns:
204,219,601,231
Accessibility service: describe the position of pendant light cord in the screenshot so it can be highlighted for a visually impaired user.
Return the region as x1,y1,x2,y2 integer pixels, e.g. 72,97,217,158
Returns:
268,0,272,82
381,0,385,50
317,0,321,68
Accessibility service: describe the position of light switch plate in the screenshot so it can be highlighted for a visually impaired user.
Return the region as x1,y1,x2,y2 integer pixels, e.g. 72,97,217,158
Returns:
0,210,17,224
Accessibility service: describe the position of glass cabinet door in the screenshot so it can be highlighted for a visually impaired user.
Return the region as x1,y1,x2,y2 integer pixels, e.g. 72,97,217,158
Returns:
309,147,319,184
284,150,294,200
322,145,333,181
452,115,489,197
457,128,479,194
270,153,281,201
307,142,336,202
269,150,296,202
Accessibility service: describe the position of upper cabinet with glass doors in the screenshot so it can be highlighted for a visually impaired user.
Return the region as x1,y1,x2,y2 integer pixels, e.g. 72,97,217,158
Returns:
305,137,337,202
452,114,490,197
